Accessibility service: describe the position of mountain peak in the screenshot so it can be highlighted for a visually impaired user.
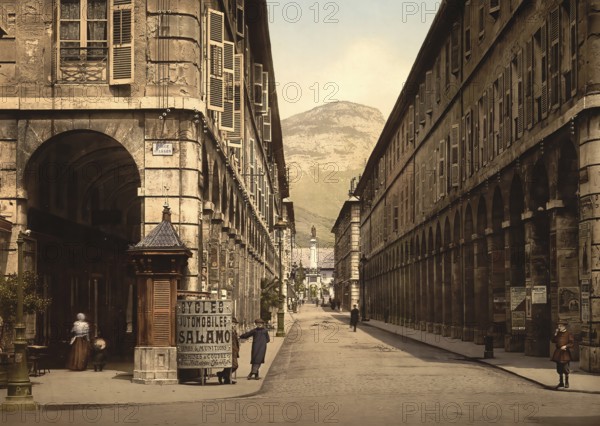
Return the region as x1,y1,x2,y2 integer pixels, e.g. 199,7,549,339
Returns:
282,101,384,246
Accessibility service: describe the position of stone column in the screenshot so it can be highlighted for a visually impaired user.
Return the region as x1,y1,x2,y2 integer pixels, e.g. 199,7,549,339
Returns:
504,219,525,352
463,238,475,342
442,246,452,337
487,228,506,348
523,210,551,357
473,233,490,344
434,249,443,334
578,108,600,372
451,242,463,339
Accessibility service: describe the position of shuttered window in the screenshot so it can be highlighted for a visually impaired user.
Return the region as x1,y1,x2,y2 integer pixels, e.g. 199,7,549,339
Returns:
227,54,245,147
109,0,133,84
236,0,245,38
450,124,459,188
254,63,263,107
153,279,172,347
208,9,225,111
549,7,560,108
221,41,235,131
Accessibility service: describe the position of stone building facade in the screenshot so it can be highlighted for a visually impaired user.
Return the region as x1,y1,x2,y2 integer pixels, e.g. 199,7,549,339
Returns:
353,0,600,372
331,195,361,311
0,0,290,356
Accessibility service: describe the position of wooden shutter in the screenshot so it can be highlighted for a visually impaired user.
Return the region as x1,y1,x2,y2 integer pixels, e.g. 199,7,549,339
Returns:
517,49,524,138
253,63,263,107
227,53,244,147
236,0,245,38
221,41,235,131
482,91,488,166
109,0,134,85
263,108,272,142
425,71,433,114
549,8,560,108
439,139,446,199
408,105,414,141
488,86,494,160
541,22,548,118
451,124,459,188
466,111,473,176
208,9,225,112
498,73,504,152
415,164,420,213
461,115,466,181
419,83,425,123
415,95,421,132
261,71,269,114
451,22,460,74
152,279,172,347
525,40,533,129
569,0,577,97
473,106,479,171
504,64,512,147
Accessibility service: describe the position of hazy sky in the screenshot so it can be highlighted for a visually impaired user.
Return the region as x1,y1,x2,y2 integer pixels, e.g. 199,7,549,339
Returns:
268,1,438,119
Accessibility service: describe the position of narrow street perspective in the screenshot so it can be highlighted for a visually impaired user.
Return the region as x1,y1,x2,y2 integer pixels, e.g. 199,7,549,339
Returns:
10,305,595,426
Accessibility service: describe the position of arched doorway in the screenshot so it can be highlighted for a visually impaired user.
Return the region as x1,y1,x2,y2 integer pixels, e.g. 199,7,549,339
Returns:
443,217,452,336
24,130,141,359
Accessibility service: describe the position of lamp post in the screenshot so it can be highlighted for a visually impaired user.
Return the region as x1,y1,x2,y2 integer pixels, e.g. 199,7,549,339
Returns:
360,254,367,322
290,262,298,313
274,217,288,337
2,230,36,410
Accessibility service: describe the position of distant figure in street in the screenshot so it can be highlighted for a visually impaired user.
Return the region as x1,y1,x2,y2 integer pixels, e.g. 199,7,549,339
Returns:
240,318,270,380
384,308,390,324
66,313,90,371
217,317,240,384
350,305,360,332
330,299,336,311
551,320,574,389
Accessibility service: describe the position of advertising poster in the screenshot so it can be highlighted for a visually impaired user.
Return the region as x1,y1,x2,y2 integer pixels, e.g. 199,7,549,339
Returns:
579,222,592,280
532,286,547,304
510,287,526,331
558,287,580,322
176,300,233,369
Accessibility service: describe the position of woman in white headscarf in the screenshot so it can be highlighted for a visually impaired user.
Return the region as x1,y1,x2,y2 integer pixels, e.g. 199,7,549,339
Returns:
66,313,90,371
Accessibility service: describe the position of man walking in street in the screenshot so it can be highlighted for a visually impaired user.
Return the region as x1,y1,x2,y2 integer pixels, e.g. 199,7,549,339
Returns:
350,304,360,332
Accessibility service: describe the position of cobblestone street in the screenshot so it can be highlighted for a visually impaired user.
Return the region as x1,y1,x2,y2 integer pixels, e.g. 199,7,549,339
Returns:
11,306,600,426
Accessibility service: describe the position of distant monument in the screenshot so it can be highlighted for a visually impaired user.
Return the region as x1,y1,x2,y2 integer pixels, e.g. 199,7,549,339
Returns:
311,225,317,239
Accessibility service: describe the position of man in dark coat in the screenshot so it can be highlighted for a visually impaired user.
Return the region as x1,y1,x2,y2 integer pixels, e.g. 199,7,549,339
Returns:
217,317,240,384
350,305,360,332
551,319,574,389
240,318,270,380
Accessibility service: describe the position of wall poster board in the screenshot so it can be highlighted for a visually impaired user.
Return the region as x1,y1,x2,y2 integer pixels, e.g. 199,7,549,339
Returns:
176,300,233,369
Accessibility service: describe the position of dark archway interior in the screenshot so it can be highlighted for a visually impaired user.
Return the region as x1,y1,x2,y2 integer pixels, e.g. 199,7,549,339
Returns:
24,131,141,359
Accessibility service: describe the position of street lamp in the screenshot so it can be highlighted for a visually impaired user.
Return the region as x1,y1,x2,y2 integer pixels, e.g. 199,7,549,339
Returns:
274,217,288,337
360,254,368,322
290,262,298,313
2,230,36,411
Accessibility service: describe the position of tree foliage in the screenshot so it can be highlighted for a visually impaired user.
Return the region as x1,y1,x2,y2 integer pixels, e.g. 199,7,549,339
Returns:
260,277,279,323
0,272,52,347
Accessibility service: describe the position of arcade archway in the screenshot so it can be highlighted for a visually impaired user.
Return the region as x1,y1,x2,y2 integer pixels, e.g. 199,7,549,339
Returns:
24,130,141,359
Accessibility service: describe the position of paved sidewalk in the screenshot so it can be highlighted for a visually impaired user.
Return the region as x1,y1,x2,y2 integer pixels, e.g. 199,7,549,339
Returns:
364,319,600,394
0,312,295,408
